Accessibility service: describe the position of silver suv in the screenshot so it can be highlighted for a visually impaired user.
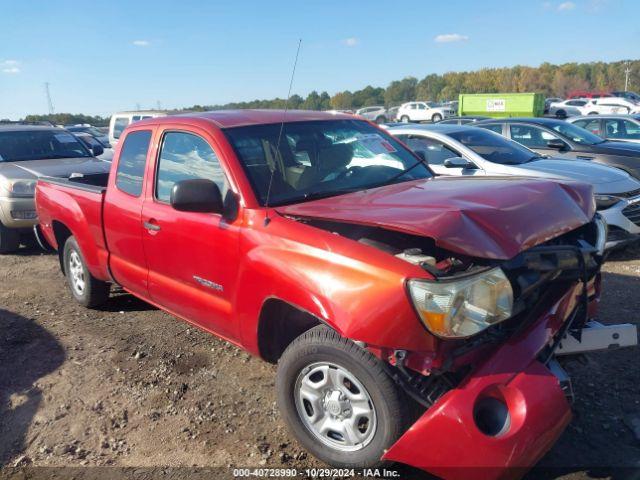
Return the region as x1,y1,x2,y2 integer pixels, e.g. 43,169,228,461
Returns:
0,124,111,253
355,106,388,124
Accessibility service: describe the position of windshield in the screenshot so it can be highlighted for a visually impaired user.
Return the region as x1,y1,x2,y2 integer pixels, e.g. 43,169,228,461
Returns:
68,126,105,137
224,120,431,206
447,128,541,165
550,122,604,145
0,130,92,161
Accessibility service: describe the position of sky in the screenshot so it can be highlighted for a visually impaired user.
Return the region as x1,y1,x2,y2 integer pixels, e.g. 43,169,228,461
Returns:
0,0,638,119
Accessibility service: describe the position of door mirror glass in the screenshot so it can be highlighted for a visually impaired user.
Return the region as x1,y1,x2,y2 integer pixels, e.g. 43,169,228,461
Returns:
546,138,566,150
170,179,223,213
444,157,475,169
91,144,104,157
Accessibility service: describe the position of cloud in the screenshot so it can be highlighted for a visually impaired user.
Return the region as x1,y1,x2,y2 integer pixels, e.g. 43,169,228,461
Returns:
1,60,20,74
557,1,576,10
132,40,151,47
342,37,359,47
434,33,469,43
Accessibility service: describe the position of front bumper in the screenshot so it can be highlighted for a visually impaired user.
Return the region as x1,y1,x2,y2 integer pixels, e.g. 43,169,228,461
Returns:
0,196,37,228
383,282,589,480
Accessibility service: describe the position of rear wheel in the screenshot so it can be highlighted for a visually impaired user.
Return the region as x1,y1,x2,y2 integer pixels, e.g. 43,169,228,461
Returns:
400,115,410,123
588,111,599,115
431,113,443,123
0,222,20,254
276,326,409,468
63,236,110,308
555,109,567,118
374,116,387,124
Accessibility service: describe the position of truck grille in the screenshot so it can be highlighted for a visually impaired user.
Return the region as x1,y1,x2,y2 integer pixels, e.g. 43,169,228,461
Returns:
623,203,640,226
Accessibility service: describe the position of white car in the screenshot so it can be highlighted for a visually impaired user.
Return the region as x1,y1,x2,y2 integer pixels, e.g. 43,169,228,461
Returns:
583,97,640,115
385,123,640,249
108,110,166,146
548,99,590,118
396,101,455,123
354,106,389,124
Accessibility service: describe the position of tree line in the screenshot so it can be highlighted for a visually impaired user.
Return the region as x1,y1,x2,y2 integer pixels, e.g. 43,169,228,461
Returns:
16,59,639,125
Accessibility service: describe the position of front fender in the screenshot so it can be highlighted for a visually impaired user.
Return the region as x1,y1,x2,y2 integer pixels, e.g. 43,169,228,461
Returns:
234,214,438,356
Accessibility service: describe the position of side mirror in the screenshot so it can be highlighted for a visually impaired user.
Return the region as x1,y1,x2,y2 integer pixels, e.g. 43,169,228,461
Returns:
546,138,566,150
91,144,104,157
444,157,475,169
170,179,223,213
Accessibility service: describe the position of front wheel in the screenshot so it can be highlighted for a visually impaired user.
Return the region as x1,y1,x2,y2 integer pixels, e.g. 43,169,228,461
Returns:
276,326,409,468
63,236,110,308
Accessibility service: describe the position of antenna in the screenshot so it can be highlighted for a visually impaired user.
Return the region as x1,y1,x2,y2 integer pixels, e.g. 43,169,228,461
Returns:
44,82,54,115
264,38,302,227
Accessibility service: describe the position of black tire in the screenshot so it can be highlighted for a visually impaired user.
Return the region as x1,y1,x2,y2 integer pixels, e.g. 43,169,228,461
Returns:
431,113,443,123
374,116,387,124
63,236,110,308
400,115,410,123
0,221,20,254
276,325,409,469
556,109,566,118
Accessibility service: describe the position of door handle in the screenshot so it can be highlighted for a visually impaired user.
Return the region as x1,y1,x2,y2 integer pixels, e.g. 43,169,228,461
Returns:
144,220,161,232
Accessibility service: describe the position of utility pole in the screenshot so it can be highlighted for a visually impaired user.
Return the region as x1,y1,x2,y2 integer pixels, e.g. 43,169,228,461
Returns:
135,103,141,111
624,61,632,91
44,82,54,115
156,100,162,111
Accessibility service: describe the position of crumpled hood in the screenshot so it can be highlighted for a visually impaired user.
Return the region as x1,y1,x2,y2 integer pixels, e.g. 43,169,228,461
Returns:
277,176,595,260
512,158,640,194
0,157,110,180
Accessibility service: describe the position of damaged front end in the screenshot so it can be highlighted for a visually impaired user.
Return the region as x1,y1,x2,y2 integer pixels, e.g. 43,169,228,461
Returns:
296,213,635,479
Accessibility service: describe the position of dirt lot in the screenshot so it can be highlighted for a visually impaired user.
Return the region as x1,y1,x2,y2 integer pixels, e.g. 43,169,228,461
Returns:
0,244,639,480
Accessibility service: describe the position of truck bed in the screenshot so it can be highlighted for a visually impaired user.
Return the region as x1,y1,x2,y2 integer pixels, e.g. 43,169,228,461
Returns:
36,174,111,281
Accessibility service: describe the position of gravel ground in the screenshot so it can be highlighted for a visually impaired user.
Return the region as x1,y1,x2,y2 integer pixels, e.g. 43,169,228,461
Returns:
0,244,639,480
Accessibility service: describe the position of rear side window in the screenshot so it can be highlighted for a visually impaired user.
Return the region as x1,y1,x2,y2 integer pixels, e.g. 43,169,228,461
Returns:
115,130,152,196
113,117,130,139
477,124,503,135
155,131,227,203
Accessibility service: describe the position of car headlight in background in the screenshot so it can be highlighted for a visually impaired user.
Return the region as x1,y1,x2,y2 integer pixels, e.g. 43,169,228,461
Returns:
4,180,36,197
594,194,621,210
408,268,514,338
594,213,607,256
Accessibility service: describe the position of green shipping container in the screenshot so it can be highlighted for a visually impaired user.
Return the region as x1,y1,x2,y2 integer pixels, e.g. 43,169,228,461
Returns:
458,93,545,118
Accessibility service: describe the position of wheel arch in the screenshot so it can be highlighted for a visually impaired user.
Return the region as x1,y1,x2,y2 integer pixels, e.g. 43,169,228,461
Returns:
257,297,326,363
52,220,73,273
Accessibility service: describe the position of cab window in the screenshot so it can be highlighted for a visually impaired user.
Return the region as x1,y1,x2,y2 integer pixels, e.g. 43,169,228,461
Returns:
115,130,152,196
477,123,503,135
155,131,228,203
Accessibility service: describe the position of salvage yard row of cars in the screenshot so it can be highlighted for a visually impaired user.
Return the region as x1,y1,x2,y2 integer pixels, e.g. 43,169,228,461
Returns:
1,107,639,479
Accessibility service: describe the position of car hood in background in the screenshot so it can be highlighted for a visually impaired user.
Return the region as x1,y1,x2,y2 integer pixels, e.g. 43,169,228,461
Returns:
512,158,639,194
0,157,111,180
277,176,594,260
590,141,640,156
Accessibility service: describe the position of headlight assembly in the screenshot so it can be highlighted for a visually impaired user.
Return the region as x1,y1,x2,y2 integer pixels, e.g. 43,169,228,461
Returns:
594,194,621,210
6,180,36,197
408,268,514,339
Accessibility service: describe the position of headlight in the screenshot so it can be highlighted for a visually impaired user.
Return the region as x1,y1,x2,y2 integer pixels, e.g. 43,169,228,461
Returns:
7,180,36,197
594,213,607,256
408,267,514,339
594,194,621,210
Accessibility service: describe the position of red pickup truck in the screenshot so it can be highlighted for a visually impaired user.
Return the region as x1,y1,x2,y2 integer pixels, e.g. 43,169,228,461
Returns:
35,110,636,479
